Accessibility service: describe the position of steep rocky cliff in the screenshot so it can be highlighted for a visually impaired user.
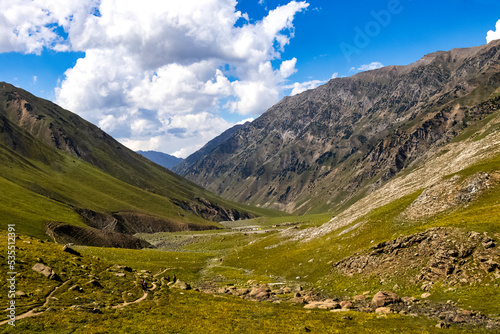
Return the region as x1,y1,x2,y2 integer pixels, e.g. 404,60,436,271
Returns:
178,41,500,214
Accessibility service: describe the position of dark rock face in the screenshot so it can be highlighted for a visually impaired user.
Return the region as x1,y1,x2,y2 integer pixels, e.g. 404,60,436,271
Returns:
45,222,152,249
179,41,500,213
172,197,254,222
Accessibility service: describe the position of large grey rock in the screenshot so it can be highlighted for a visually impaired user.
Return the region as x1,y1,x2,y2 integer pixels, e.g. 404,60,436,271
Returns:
371,291,400,308
172,280,191,290
32,263,61,281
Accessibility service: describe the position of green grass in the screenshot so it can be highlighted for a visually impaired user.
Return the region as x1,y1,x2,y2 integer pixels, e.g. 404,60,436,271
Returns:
0,177,85,239
75,246,214,283
4,288,480,334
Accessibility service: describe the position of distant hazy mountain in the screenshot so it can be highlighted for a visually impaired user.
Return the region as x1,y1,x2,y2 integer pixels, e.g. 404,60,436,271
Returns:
177,41,500,214
137,150,183,170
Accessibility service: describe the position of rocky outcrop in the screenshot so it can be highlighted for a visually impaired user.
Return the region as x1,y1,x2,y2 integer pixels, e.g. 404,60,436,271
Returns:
401,172,492,220
172,197,254,222
371,291,400,308
332,227,500,286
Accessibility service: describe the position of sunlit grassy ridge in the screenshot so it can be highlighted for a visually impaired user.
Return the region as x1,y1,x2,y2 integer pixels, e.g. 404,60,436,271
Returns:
0,142,218,238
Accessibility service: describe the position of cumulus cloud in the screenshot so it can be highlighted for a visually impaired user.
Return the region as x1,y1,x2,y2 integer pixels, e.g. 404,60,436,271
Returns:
2,0,309,156
358,62,384,71
287,80,325,95
285,72,336,96
486,20,500,43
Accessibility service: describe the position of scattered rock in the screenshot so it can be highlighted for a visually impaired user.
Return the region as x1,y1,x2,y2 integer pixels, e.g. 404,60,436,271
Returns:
15,291,27,298
484,241,496,249
340,301,354,309
375,307,393,314
172,280,191,290
32,263,61,281
421,292,431,299
371,291,400,308
354,294,367,301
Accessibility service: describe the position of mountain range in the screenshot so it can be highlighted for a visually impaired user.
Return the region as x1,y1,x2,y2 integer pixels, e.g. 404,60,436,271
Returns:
177,40,500,214
137,150,183,170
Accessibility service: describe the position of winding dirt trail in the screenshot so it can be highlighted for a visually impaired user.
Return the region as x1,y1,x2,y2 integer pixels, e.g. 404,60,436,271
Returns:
153,267,178,277
0,280,70,325
111,281,157,309
1,268,167,325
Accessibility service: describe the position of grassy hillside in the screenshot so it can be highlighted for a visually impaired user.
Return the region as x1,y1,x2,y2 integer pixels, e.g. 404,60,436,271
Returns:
0,83,286,242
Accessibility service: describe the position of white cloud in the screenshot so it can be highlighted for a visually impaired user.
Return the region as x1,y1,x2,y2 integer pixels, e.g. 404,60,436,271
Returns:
486,19,500,43
1,0,309,154
236,117,254,125
121,112,233,158
358,62,384,71
287,79,325,96
32,75,37,84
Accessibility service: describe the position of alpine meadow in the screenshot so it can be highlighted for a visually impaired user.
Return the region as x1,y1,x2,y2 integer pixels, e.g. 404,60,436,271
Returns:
1,1,500,333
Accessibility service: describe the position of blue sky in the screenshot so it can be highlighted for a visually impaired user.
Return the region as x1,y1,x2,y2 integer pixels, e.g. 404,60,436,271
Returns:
1,0,499,157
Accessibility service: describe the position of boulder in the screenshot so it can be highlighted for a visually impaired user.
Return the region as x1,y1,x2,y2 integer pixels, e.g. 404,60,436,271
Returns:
483,241,495,249
340,301,354,309
172,280,191,290
481,259,499,272
371,291,400,308
304,300,340,310
235,288,250,296
421,292,431,299
32,263,61,281
15,291,27,298
375,307,393,314
249,287,270,299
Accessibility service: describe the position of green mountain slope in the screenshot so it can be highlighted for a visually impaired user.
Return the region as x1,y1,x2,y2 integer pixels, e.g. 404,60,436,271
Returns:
0,83,285,246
